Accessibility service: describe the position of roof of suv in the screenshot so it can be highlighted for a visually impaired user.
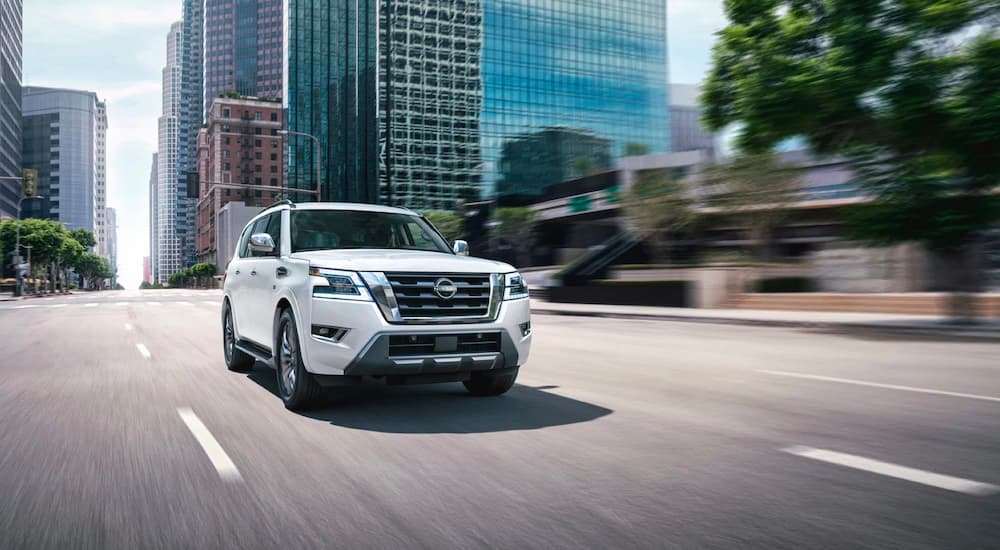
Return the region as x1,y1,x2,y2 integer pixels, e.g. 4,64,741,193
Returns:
262,201,420,217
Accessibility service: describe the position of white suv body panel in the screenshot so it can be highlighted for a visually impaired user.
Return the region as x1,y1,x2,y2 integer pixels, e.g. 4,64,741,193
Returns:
223,203,532,379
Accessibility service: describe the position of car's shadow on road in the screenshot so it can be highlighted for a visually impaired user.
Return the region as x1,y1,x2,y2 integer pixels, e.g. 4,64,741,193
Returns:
247,365,613,434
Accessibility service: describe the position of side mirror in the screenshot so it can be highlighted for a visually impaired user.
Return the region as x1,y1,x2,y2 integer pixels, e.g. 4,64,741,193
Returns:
248,233,276,256
453,240,470,256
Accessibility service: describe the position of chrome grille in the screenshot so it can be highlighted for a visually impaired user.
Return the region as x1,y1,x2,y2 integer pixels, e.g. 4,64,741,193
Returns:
385,273,494,321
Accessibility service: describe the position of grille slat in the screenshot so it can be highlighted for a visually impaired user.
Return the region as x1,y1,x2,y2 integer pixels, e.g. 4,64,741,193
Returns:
388,333,502,357
387,273,493,320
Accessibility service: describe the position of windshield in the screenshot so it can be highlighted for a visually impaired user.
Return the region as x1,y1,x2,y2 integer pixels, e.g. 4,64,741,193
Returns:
290,210,451,254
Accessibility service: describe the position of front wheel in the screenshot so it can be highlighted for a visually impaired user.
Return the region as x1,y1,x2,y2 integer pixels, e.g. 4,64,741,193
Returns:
275,309,325,410
463,368,519,397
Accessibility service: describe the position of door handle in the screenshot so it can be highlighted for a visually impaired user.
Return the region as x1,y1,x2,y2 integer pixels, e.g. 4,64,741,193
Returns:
250,269,257,277
235,269,241,275
276,266,288,278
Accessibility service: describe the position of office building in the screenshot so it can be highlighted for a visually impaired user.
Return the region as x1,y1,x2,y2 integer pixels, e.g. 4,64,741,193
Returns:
154,22,183,284
179,0,204,267
105,206,117,279
670,84,716,158
95,100,109,256
148,153,157,283
0,0,22,219
21,86,102,231
196,96,282,267
283,0,669,209
284,0,379,205
203,0,283,118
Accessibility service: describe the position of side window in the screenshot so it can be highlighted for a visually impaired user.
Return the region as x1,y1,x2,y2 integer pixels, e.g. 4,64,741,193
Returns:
264,212,283,256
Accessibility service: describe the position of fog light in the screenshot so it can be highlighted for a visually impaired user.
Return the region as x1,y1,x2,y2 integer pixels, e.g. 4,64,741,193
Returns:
311,325,349,343
519,322,532,337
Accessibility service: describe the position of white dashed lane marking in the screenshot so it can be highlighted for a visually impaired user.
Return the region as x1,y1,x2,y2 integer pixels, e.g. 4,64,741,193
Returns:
759,370,1000,403
177,408,242,482
136,344,151,359
784,446,999,496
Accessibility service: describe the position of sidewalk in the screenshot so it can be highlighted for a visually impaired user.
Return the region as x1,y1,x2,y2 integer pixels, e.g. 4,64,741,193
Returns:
530,299,1000,340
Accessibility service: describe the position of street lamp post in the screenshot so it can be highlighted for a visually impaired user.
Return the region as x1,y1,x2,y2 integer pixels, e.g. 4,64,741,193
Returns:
278,130,322,201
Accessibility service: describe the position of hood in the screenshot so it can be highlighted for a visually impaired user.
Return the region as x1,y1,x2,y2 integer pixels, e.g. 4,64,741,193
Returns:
291,249,517,274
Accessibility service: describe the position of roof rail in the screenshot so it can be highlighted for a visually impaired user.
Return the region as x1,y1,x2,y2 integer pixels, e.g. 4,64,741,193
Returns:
268,198,296,209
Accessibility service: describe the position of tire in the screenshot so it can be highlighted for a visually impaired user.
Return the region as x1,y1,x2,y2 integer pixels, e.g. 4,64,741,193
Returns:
223,301,255,372
275,308,326,410
463,368,519,397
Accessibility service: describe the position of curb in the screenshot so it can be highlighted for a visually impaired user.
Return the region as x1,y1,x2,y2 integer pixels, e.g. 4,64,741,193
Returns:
531,307,1000,341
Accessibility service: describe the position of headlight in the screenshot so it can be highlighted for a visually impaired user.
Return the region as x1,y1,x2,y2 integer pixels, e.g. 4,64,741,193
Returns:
504,272,529,300
310,267,372,301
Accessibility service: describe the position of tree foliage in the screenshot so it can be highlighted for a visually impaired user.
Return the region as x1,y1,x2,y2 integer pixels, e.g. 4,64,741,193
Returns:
423,211,465,243
621,174,694,263
492,207,538,266
703,0,1000,251
68,229,96,249
699,152,802,261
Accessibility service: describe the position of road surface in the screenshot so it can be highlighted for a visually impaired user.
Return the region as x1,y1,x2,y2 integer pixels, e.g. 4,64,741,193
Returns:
1,290,998,548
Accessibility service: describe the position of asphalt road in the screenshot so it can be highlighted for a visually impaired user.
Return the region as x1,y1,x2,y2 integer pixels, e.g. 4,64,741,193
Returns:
1,290,998,549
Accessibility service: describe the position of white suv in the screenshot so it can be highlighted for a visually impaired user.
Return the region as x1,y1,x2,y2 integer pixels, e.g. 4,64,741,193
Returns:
222,201,532,410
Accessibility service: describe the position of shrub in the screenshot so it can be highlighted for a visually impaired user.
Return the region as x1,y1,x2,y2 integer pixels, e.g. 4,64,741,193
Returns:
753,276,816,293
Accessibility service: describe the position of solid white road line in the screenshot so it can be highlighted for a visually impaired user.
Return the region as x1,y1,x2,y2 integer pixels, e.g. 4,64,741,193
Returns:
49,304,67,309
146,301,161,307
42,297,53,301
136,343,151,359
178,301,193,306
84,303,98,308
124,323,134,332
784,446,1000,496
116,302,128,307
177,408,242,482
759,370,1000,404
14,305,37,309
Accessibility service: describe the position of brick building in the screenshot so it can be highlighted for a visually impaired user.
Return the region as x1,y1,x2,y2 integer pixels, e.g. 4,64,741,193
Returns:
196,96,283,268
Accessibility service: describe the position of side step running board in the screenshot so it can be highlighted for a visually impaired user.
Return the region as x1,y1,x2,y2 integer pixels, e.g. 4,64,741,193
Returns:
235,339,273,362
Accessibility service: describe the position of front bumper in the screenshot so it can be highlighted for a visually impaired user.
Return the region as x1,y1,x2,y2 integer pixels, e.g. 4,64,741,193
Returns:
300,296,532,377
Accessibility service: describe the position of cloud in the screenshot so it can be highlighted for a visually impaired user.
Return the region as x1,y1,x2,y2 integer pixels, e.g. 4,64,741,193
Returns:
28,1,180,32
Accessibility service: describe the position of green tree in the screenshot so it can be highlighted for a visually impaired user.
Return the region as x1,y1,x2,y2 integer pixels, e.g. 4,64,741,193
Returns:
703,0,1000,300
423,211,464,243
624,142,651,157
74,253,111,289
491,207,538,267
621,174,694,263
572,157,596,178
68,229,96,249
139,281,153,290
0,219,77,292
698,153,801,262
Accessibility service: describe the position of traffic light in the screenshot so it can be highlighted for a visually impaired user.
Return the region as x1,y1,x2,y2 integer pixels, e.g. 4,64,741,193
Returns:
22,169,38,197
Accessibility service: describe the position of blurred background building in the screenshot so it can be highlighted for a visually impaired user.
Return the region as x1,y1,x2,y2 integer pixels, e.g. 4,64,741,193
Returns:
0,0,21,220
196,96,283,267
283,0,670,211
154,23,184,284
670,84,717,158
203,0,283,118
21,86,103,233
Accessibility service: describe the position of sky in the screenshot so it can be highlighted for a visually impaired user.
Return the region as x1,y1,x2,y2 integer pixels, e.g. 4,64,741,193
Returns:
23,0,727,289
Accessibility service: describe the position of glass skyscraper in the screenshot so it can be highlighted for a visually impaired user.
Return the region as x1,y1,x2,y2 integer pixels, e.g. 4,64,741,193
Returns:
0,0,22,219
285,0,380,204
484,0,669,201
21,87,101,231
204,0,284,118
284,0,669,210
